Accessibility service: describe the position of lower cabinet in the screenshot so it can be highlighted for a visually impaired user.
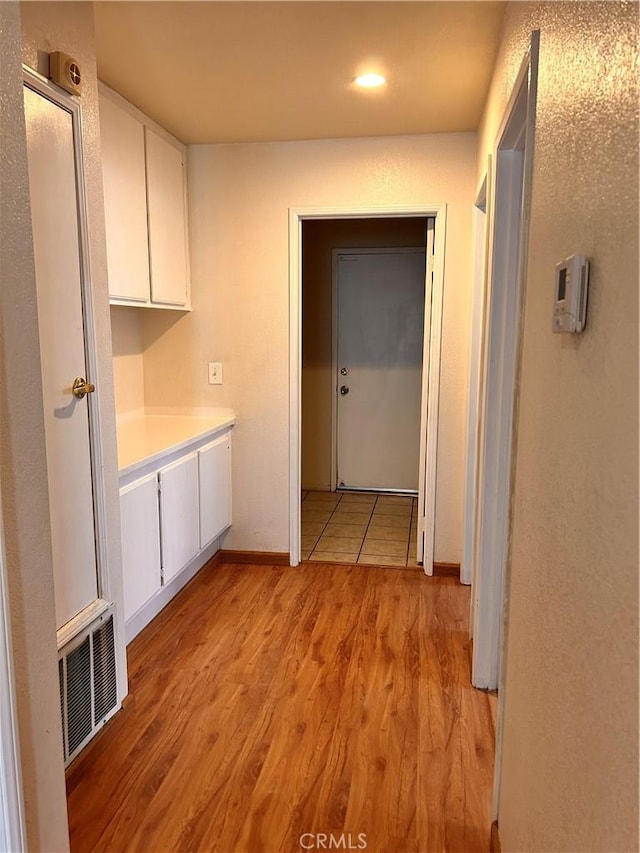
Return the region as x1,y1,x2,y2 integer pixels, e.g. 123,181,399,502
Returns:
119,429,232,630
199,433,232,549
120,473,161,622
159,452,200,584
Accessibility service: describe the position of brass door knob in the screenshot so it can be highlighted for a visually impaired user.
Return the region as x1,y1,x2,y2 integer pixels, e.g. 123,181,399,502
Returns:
72,377,95,399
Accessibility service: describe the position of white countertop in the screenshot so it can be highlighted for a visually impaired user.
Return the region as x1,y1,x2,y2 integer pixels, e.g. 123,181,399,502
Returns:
117,410,236,477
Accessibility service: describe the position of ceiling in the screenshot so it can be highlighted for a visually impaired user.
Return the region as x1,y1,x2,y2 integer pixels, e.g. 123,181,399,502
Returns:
94,1,506,145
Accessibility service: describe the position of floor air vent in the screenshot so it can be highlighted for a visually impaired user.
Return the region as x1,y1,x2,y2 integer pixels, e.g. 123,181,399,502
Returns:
59,607,119,766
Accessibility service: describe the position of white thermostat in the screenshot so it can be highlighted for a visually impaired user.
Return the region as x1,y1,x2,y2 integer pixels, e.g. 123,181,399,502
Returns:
552,254,590,333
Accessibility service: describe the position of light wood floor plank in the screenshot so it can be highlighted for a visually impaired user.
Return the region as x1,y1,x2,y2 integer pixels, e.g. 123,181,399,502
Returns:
67,562,494,853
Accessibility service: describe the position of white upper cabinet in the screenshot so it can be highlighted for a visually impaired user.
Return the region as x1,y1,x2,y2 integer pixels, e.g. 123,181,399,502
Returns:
98,84,190,309
99,94,150,303
145,128,189,306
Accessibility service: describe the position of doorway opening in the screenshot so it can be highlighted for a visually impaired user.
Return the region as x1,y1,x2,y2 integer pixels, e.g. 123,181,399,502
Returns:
301,219,427,566
303,219,428,495
289,206,447,574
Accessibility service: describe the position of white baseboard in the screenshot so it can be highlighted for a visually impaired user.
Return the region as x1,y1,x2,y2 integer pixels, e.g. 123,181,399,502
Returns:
125,537,220,644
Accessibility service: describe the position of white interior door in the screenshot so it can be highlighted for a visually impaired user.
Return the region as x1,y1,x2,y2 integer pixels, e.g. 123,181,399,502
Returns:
24,85,99,630
416,219,437,568
335,249,426,492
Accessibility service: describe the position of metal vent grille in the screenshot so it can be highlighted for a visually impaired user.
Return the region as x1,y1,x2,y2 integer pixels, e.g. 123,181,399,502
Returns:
59,658,66,761
66,636,92,755
92,615,117,724
58,606,119,766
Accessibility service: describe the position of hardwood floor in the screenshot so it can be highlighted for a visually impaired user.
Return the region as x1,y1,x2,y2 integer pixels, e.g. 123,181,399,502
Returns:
67,561,495,853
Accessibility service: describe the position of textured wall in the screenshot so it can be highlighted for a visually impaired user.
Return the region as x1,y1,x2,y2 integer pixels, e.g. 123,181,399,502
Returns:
301,217,427,491
0,4,69,849
141,133,476,561
111,306,145,414
478,3,639,850
0,3,127,848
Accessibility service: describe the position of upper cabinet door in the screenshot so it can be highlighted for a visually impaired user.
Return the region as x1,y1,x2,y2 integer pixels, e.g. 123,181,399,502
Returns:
145,127,189,307
99,93,150,303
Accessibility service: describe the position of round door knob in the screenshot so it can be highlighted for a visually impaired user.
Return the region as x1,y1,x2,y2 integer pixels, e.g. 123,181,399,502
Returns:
340,385,349,395
340,367,349,376
72,376,95,399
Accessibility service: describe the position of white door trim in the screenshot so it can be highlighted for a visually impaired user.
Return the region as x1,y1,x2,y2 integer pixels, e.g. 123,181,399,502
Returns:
461,164,491,593
330,246,426,494
457,30,539,822
416,218,437,574
472,32,539,689
23,69,116,646
289,205,446,569
472,33,539,689
0,496,26,852
490,32,540,824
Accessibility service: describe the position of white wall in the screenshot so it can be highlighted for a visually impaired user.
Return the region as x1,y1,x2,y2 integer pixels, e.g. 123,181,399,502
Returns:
110,306,145,414
479,3,638,850
141,133,477,562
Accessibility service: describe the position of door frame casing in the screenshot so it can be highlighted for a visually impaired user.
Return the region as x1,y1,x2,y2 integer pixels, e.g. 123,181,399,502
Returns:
490,32,540,823
471,33,539,688
461,165,491,592
289,205,446,572
330,246,427,494
23,68,120,656
460,31,539,822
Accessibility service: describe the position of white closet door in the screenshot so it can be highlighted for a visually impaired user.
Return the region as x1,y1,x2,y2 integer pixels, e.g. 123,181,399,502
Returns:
198,433,232,548
159,453,199,583
120,474,161,621
24,85,99,629
99,93,150,302
145,127,188,306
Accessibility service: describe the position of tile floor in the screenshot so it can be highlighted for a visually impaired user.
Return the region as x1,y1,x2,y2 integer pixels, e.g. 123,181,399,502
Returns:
301,490,420,568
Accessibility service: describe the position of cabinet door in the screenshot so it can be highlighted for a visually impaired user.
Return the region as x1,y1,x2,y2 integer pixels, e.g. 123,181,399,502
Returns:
145,127,189,306
198,432,232,549
99,93,150,302
120,474,161,622
159,453,199,583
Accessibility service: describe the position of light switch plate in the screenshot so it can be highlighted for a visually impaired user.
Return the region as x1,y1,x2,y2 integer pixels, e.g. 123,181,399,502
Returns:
208,362,222,385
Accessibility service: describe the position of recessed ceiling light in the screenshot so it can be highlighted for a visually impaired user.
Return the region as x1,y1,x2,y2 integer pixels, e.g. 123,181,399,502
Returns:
354,72,386,89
